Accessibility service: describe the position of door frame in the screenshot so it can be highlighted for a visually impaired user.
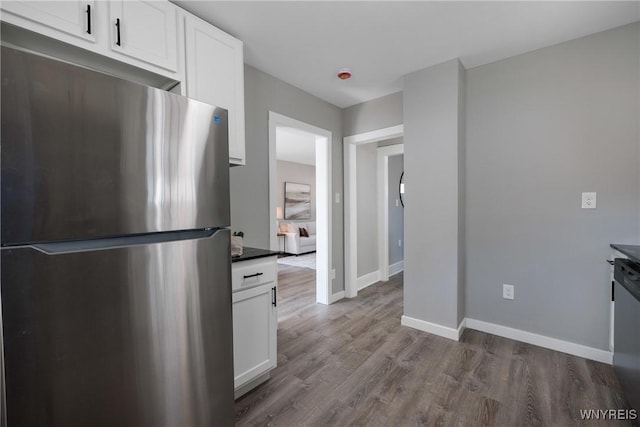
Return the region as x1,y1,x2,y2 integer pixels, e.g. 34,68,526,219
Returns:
268,111,333,305
377,144,404,282
343,125,404,298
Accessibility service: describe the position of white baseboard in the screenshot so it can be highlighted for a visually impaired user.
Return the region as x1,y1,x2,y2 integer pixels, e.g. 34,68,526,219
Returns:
357,270,380,291
389,260,404,276
401,315,461,341
400,316,610,364
464,318,613,365
329,291,345,304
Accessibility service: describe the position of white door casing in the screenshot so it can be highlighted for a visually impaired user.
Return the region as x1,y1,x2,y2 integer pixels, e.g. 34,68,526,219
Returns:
377,144,404,282
268,112,333,305
343,125,404,298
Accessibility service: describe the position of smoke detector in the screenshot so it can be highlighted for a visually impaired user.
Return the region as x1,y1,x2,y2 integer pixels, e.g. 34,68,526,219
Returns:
337,69,352,80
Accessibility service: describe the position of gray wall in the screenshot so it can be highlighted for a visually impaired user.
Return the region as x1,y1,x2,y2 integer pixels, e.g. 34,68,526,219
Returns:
403,59,466,330
388,154,404,265
277,160,316,221
231,65,344,294
356,143,379,277
465,23,640,350
343,92,403,136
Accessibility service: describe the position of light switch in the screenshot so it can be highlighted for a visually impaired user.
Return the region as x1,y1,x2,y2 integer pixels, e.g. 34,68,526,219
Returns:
582,192,596,209
335,193,340,204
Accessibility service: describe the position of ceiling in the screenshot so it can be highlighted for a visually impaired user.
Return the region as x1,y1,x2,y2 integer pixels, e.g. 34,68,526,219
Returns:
276,127,316,166
174,1,640,108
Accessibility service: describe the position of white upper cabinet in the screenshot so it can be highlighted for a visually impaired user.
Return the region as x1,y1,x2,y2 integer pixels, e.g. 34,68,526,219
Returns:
183,13,246,165
108,0,177,73
2,1,245,165
1,1,97,45
1,0,179,79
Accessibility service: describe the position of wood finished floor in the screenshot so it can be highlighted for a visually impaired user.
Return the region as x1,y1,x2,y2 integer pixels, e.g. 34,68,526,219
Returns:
235,265,633,426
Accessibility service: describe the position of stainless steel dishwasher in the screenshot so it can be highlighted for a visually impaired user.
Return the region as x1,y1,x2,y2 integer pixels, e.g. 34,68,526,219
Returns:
613,258,640,411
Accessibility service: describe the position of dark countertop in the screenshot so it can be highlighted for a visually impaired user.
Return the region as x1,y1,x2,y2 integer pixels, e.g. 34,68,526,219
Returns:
610,244,640,263
232,246,279,263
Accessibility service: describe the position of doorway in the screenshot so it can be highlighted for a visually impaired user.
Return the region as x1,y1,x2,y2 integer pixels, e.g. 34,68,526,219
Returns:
268,112,332,305
377,144,405,282
343,125,404,298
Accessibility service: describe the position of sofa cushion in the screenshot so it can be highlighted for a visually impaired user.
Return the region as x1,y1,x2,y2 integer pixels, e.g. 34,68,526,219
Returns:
306,222,316,235
300,235,316,246
299,227,309,237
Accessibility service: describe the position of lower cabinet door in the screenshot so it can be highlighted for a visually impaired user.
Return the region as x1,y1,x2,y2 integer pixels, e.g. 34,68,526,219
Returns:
232,283,277,390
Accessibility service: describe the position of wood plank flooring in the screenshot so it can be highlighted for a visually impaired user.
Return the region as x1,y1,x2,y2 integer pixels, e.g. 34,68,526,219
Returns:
235,265,634,426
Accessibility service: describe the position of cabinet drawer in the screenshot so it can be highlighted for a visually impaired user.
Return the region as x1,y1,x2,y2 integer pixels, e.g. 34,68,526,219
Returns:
232,257,277,292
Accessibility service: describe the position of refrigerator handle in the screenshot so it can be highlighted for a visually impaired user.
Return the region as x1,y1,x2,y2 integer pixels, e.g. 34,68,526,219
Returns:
22,229,219,255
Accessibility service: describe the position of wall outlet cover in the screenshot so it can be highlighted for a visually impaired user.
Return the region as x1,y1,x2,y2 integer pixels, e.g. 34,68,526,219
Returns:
581,192,596,209
503,284,515,300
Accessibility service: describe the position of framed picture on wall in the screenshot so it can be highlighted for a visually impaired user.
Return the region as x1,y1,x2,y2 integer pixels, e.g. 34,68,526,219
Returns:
284,182,311,220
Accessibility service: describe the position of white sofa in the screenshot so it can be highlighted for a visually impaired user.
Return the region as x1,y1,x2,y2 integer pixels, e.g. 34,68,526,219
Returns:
280,221,316,255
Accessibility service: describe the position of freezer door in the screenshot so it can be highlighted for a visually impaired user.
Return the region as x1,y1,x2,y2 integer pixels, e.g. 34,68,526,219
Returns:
0,230,234,427
1,46,229,245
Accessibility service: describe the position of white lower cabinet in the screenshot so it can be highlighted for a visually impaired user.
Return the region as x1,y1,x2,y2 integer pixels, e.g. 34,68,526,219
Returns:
232,256,277,397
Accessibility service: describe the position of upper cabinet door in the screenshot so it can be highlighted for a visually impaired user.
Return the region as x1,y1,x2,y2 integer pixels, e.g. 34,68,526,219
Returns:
184,14,246,165
108,0,178,72
1,0,96,44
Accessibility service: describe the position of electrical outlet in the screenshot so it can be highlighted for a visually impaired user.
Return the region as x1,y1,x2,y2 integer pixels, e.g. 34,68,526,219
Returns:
398,240,402,247
331,269,336,280
503,284,514,300
335,193,341,204
395,199,399,207
582,192,596,209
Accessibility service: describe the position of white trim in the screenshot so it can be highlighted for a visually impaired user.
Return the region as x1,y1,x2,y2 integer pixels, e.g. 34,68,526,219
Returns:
344,142,358,298
377,144,404,282
343,125,404,299
344,124,404,145
357,270,381,291
389,260,404,276
268,112,332,305
401,315,461,341
329,291,345,304
400,314,612,364
464,318,613,364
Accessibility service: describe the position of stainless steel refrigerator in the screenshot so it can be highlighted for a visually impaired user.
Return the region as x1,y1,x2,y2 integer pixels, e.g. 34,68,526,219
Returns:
0,46,234,426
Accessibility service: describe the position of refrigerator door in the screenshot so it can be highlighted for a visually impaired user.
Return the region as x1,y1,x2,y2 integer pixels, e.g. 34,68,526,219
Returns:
0,230,234,427
1,46,229,246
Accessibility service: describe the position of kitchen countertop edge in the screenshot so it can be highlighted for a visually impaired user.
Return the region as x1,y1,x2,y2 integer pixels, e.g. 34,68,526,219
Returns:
610,243,640,264
232,246,280,263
